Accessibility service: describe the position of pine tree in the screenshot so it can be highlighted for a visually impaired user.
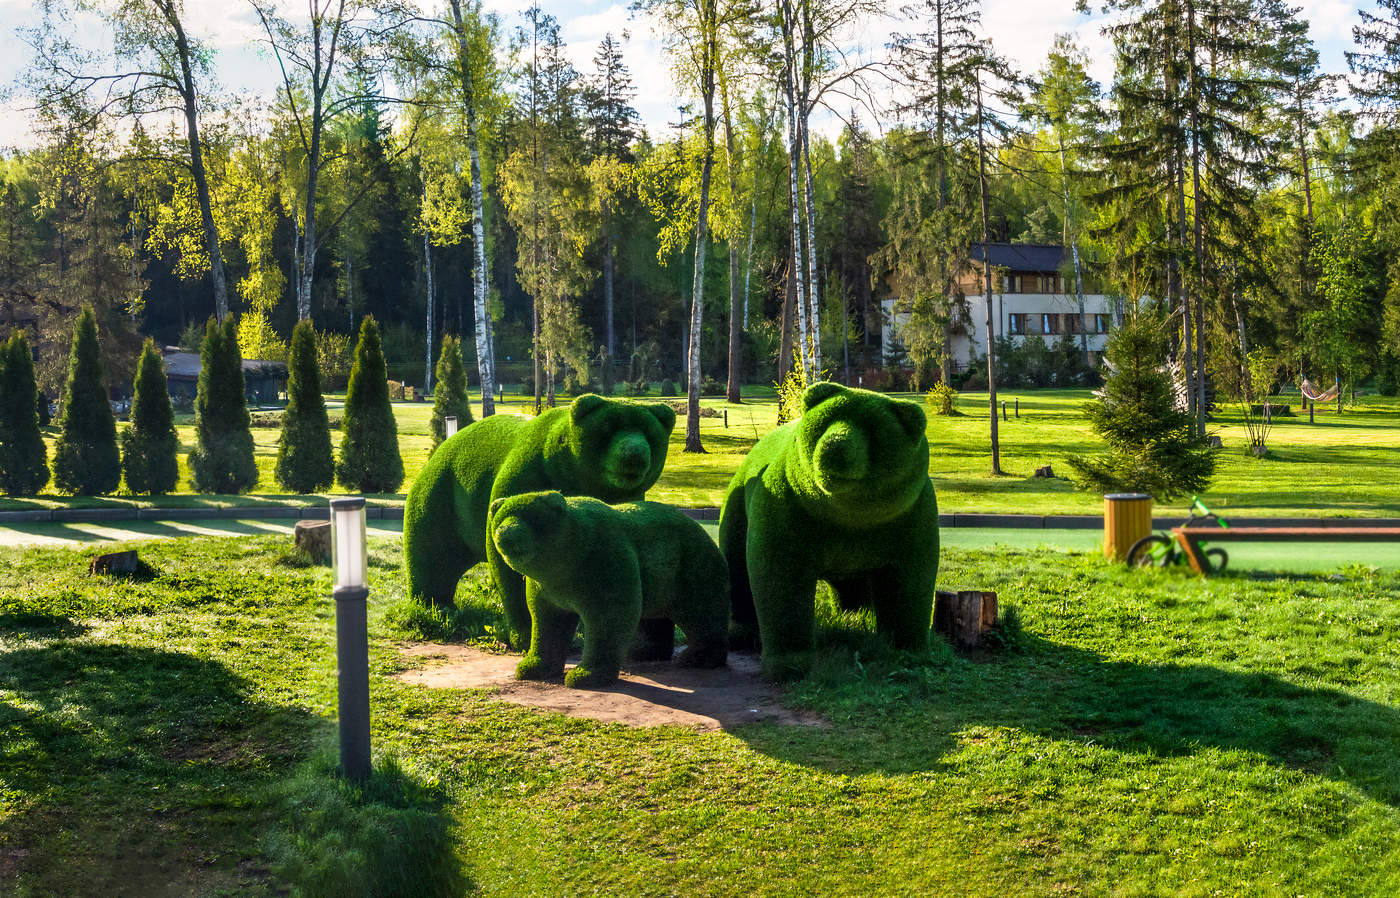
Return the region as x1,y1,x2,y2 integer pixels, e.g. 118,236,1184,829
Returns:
430,335,472,449
275,319,335,493
1066,311,1216,500
51,306,120,495
338,315,403,493
0,331,50,496
122,338,179,495
189,316,258,494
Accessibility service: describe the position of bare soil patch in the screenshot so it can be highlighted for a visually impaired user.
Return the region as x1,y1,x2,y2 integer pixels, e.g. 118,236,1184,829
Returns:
393,642,826,731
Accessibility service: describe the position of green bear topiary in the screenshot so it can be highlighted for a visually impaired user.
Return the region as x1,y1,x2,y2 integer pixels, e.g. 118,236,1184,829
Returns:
490,490,729,688
403,394,676,647
718,382,940,679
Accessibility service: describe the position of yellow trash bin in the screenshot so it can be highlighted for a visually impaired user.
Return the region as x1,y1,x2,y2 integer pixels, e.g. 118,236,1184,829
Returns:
1104,493,1153,561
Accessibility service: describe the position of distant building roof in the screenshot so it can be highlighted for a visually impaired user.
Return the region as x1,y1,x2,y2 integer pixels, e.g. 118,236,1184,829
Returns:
969,243,1066,272
161,350,287,381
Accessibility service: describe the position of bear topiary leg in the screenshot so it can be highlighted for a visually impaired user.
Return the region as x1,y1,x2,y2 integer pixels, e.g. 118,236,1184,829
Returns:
564,589,641,688
629,618,676,662
749,554,817,681
485,536,532,650
404,503,475,609
516,598,577,682
871,564,937,654
672,580,730,669
718,495,759,649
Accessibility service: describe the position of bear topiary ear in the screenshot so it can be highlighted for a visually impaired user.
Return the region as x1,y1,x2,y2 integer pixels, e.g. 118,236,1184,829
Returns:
489,497,507,517
890,398,927,438
801,381,846,412
648,402,677,433
570,394,606,424
540,490,567,512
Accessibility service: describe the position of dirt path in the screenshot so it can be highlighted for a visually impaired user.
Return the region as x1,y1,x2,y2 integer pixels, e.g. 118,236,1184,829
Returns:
392,642,826,731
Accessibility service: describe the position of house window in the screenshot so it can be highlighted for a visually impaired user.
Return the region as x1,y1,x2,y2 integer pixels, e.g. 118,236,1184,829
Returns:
1043,313,1060,335
1094,314,1110,334
1003,274,1021,293
1009,314,1025,335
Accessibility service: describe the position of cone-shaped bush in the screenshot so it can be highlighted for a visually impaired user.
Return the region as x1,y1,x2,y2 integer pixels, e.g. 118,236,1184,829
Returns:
0,331,50,496
35,385,50,426
1066,310,1216,499
338,315,403,493
52,306,120,495
190,316,258,494
122,338,179,495
276,319,334,493
430,335,472,449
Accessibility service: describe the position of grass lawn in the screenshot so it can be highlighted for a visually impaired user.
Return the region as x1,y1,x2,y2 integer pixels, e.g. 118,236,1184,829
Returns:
3,534,1399,895
6,387,1400,520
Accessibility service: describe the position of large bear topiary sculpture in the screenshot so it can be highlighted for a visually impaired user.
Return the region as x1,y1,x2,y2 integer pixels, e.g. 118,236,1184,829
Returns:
490,490,730,688
403,394,675,647
719,382,939,679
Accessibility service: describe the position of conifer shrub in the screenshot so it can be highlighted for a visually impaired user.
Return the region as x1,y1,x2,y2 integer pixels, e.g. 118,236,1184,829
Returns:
1066,310,1216,499
36,387,51,427
0,331,50,496
121,338,179,495
338,316,404,493
51,306,120,495
190,316,258,494
276,320,335,493
429,335,472,449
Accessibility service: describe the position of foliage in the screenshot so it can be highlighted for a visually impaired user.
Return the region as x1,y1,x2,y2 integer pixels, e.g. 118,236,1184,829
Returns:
189,316,258,494
0,331,49,496
237,309,289,364
276,320,334,494
492,491,728,687
315,330,354,392
429,335,472,449
926,381,960,416
338,316,405,494
1237,350,1281,458
51,305,120,495
1066,311,1216,499
719,382,937,679
121,338,179,495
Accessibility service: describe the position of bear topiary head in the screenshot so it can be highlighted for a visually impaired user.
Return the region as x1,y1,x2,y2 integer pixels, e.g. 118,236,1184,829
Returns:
490,490,572,578
791,382,930,523
563,394,675,502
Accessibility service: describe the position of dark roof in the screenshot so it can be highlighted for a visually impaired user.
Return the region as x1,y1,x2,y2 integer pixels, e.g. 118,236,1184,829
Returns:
969,243,1065,272
160,350,288,381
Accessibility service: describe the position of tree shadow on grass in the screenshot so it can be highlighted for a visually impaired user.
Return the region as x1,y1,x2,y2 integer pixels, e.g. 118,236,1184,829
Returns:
0,642,469,897
737,632,1400,808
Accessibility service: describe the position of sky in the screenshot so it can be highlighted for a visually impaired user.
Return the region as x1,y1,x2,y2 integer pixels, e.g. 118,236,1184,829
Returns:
0,0,1373,151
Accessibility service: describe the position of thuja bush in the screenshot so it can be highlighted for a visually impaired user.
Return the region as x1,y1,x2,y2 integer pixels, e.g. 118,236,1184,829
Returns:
338,316,404,493
190,316,258,494
429,335,472,449
1066,310,1216,499
122,338,179,495
0,331,49,496
52,306,120,495
276,320,334,493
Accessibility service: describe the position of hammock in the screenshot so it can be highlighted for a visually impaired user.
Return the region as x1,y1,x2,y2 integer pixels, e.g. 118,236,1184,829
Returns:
1300,377,1339,403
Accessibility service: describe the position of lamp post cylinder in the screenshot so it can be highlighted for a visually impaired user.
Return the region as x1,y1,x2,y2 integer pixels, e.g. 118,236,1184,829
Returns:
330,497,371,782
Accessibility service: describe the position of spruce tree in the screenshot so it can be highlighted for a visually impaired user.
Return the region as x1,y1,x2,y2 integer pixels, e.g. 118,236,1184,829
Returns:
122,338,179,495
0,331,50,496
338,315,403,493
429,335,472,449
189,316,258,494
1066,312,1216,500
276,319,334,493
52,306,120,495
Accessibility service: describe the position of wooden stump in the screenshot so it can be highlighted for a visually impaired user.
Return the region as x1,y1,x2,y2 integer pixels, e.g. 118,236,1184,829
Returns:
89,550,140,577
934,590,998,648
1033,464,1054,478
294,520,332,564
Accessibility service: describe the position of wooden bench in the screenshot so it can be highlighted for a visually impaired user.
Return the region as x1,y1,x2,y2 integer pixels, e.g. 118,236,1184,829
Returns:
1173,526,1400,575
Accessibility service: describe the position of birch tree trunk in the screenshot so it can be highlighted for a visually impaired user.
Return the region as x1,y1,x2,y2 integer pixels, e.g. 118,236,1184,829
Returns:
784,71,809,381
721,73,743,404
977,74,1002,475
423,197,435,393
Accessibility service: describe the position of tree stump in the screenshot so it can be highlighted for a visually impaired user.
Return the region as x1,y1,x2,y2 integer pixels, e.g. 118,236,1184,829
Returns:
89,550,140,577
294,520,333,564
1033,464,1054,478
934,590,998,648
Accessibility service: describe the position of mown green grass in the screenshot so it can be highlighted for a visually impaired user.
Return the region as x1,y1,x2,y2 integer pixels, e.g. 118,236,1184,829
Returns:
3,534,1399,895
7,388,1400,520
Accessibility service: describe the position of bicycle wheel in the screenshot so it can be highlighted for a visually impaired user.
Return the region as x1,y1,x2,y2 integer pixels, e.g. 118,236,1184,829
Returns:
1205,547,1229,573
1126,534,1173,568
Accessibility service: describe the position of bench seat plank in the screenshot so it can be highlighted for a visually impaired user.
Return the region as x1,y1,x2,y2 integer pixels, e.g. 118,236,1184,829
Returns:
1176,527,1400,542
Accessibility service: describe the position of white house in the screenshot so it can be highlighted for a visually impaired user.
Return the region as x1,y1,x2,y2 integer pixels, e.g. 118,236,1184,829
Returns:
882,243,1123,370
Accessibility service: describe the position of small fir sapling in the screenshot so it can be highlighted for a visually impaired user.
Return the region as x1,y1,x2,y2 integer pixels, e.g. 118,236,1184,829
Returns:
122,338,180,495
276,320,335,493
51,306,121,496
337,315,404,493
430,335,472,449
0,331,50,496
189,316,258,494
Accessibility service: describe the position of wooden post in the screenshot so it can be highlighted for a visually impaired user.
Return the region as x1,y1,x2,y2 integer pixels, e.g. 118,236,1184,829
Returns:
1014,397,1019,418
934,590,999,648
1104,492,1153,561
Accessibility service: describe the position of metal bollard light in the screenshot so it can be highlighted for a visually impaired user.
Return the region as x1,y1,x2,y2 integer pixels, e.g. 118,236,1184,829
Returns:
445,415,458,437
330,497,371,782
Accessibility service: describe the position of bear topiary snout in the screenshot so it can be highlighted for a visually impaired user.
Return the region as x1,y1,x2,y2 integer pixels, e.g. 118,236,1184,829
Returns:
604,432,653,487
813,422,870,488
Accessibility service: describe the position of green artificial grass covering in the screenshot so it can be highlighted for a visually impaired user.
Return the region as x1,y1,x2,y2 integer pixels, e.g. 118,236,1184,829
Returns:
403,394,676,647
720,382,940,679
490,490,729,688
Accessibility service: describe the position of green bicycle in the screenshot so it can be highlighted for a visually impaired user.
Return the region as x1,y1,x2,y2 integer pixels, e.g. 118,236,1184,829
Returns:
1125,497,1231,572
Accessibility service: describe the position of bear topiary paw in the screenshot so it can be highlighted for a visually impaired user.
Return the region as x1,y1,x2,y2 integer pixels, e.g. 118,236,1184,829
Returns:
759,651,811,683
515,655,564,682
563,664,619,689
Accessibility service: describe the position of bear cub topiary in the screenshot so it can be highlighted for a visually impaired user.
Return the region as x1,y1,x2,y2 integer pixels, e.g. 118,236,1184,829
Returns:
490,490,730,688
719,382,939,679
403,394,675,648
